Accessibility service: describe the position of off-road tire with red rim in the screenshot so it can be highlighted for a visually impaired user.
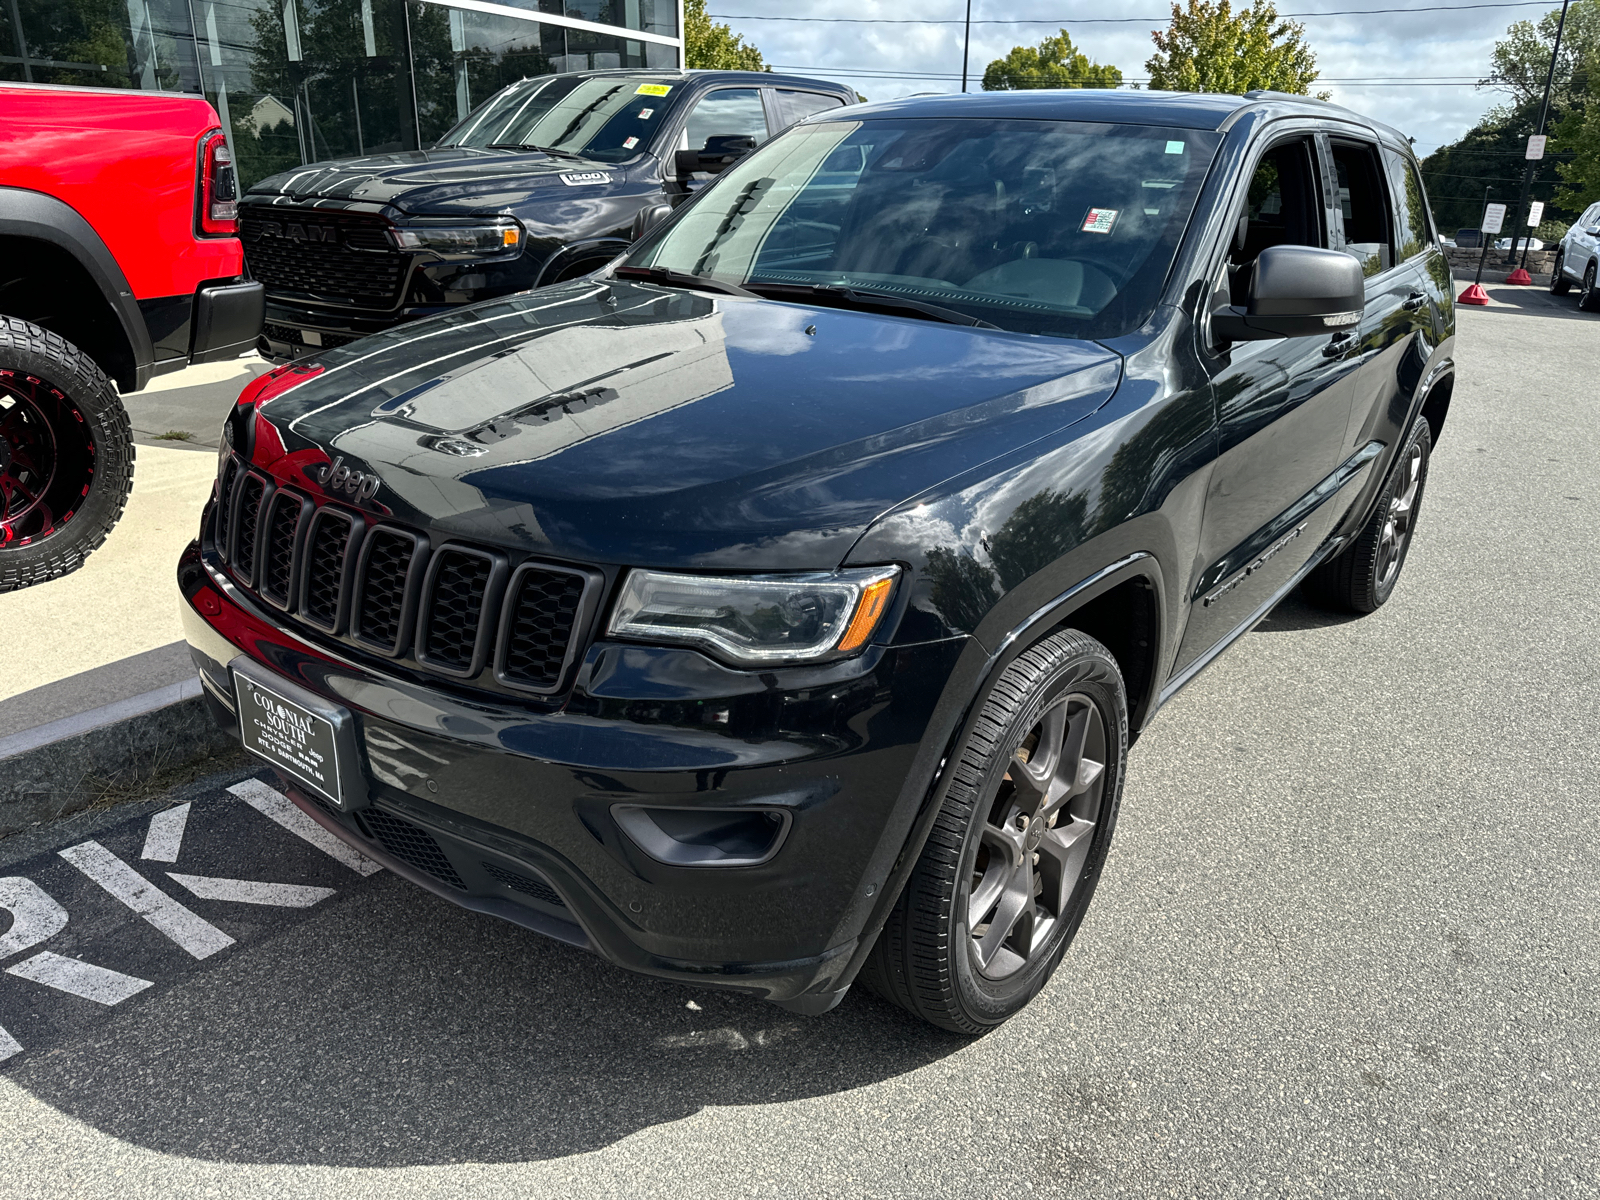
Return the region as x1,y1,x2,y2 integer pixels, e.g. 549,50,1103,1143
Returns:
0,316,134,592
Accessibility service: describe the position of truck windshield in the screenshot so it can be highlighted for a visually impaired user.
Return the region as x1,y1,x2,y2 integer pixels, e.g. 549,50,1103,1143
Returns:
627,117,1222,339
437,75,683,164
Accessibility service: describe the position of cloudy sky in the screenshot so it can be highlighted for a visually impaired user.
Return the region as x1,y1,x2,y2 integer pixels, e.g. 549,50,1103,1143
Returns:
707,0,1557,153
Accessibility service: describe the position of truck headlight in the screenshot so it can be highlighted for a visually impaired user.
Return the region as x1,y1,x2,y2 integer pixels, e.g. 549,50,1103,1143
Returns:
389,218,523,259
608,567,900,666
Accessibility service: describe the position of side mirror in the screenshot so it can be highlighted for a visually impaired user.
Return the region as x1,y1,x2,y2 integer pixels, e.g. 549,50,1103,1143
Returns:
629,202,672,242
1211,245,1365,342
673,135,757,179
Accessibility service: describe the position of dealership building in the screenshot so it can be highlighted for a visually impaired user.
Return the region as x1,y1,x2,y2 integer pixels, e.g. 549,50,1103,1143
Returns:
2,0,685,189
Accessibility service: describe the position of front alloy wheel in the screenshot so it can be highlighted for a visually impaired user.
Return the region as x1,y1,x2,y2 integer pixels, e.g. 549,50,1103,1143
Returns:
861,629,1127,1033
1580,262,1600,312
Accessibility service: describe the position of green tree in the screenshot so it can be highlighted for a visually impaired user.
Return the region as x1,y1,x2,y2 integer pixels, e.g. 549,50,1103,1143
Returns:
1145,0,1325,98
684,0,767,71
1480,0,1600,109
1553,54,1600,211
981,30,1122,91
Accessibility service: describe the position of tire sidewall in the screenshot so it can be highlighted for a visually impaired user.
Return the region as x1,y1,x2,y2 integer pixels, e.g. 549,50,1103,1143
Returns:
949,643,1128,1027
1370,418,1432,608
0,319,132,587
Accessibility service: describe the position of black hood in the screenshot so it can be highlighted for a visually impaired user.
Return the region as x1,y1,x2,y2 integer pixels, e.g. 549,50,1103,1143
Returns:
244,147,626,213
249,280,1123,570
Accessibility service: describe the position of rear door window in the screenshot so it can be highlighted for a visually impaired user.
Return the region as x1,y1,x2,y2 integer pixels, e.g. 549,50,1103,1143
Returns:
773,90,846,130
1382,147,1433,261
1330,140,1396,276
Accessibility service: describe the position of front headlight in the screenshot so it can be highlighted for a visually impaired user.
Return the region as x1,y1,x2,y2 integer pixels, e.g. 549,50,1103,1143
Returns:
608,567,900,666
389,218,523,259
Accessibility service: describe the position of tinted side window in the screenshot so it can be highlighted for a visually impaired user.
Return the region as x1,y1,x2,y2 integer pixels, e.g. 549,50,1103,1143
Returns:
1228,136,1326,305
685,89,770,151
1382,147,1432,261
1331,140,1395,276
773,90,845,130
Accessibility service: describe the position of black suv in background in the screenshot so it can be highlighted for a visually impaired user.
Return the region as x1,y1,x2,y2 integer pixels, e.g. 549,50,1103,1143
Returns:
241,69,855,361
184,90,1455,1033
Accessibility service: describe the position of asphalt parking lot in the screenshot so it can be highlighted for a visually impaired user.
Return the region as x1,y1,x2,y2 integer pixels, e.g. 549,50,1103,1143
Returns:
0,285,1595,1199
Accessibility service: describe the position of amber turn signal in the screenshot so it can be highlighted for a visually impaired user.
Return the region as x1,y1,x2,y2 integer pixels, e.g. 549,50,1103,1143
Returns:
836,576,895,653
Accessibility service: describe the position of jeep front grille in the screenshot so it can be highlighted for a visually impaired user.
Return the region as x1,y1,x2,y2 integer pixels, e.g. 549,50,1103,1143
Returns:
211,460,596,695
240,208,409,309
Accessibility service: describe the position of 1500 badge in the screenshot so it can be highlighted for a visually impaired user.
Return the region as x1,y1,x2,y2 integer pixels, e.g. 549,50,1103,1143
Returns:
559,171,614,186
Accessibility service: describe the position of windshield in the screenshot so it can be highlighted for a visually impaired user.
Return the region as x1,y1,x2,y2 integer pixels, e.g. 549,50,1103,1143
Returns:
437,75,685,163
628,117,1221,339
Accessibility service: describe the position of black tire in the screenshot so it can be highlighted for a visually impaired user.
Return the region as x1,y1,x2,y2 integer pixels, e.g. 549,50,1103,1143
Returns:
860,629,1128,1034
1549,249,1571,295
0,316,134,592
1580,261,1600,312
1302,417,1431,615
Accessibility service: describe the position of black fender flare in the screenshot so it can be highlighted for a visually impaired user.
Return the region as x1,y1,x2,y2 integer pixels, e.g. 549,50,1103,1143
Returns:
830,552,1165,995
0,186,154,391
534,237,634,288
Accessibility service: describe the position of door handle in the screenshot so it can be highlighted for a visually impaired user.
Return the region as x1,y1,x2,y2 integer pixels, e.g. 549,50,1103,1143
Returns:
1322,332,1355,358
1402,291,1428,312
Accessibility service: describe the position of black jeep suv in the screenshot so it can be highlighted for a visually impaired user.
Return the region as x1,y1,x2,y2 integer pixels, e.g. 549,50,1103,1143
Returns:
181,89,1455,1033
241,68,855,361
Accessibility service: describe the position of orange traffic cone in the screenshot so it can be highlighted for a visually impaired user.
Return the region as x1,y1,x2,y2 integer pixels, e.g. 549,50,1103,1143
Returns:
1458,283,1490,305
1505,267,1533,285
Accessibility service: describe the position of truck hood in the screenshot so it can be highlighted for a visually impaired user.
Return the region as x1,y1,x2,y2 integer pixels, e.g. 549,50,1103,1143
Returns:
249,280,1122,570
243,147,621,211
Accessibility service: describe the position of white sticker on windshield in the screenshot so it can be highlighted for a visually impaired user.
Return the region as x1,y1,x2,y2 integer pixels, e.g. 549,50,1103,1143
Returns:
622,136,639,149
1166,140,1185,154
639,108,655,119
1082,207,1119,235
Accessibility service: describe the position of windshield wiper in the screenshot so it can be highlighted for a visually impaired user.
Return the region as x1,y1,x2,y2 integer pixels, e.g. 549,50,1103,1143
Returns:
741,282,999,329
484,142,588,161
613,265,758,298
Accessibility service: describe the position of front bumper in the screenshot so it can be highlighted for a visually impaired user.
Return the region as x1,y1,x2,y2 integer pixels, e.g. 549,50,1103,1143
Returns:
178,537,966,1008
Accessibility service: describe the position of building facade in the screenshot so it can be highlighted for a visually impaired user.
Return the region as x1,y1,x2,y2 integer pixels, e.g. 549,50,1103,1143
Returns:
2,0,684,189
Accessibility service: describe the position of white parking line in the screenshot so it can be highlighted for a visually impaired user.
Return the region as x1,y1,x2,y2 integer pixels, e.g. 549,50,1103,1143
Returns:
166,874,336,908
0,877,68,959
5,951,153,1006
140,803,191,862
227,779,382,876
0,1024,19,1063
57,841,236,960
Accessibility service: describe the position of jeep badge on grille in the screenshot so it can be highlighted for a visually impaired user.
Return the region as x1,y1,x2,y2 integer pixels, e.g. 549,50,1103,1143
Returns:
311,456,381,503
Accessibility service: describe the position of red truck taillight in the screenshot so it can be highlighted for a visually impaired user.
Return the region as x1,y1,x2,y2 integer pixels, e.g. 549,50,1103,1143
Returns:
197,129,238,236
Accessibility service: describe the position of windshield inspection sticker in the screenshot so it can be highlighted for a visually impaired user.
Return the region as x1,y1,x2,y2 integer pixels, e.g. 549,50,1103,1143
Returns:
1082,207,1119,234
635,83,672,96
1166,140,1185,154
622,136,639,149
639,107,655,119
559,171,614,186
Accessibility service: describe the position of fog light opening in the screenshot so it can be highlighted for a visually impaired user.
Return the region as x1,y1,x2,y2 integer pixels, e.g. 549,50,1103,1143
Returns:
611,805,791,867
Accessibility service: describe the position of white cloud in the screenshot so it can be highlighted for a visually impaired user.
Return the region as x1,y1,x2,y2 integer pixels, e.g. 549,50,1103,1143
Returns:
714,0,1536,150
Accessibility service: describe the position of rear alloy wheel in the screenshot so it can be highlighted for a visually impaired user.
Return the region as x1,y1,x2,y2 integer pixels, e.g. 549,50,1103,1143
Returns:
1580,262,1600,312
0,317,134,592
860,630,1127,1034
1549,249,1571,295
1303,417,1431,614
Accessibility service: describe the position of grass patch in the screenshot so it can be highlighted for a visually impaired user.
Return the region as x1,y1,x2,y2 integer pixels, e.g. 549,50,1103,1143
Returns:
155,429,197,441
81,744,253,814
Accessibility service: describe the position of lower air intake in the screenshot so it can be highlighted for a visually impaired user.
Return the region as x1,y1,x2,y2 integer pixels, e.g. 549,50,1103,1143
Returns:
482,861,566,907
358,808,466,890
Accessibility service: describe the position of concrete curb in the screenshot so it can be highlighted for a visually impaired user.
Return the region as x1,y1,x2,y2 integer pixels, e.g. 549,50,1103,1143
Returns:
0,679,237,837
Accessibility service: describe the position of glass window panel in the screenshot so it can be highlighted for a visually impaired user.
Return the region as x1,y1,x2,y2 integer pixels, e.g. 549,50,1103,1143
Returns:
684,88,768,152
5,0,199,90
436,69,685,162
773,89,844,131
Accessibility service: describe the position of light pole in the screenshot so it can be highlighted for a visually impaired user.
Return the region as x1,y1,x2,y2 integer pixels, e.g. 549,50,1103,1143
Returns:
961,0,973,93
1506,0,1571,266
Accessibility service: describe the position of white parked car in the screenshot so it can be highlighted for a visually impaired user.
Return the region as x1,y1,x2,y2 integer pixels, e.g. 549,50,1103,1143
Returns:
1494,236,1543,251
1550,201,1600,310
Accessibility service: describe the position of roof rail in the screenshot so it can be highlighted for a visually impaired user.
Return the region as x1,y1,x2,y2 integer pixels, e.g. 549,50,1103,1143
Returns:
1242,89,1324,102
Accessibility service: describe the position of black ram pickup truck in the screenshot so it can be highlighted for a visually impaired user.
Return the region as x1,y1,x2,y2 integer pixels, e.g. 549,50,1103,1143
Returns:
240,68,855,361
182,89,1455,1033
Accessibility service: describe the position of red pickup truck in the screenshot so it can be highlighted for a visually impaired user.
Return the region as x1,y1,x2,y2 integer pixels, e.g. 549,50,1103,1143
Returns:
0,82,263,591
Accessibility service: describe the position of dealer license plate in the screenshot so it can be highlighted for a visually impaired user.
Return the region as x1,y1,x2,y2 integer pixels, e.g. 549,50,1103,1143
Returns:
233,665,348,808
